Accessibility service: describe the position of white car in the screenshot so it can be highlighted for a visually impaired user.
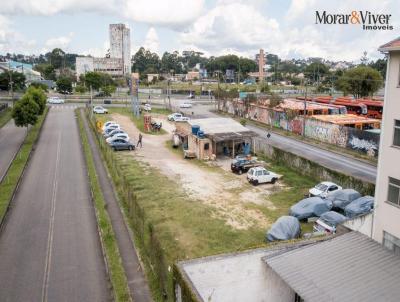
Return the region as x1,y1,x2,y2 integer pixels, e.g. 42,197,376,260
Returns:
47,97,65,104
104,128,124,138
180,102,192,108
93,106,108,114
106,133,130,144
102,124,120,135
168,113,183,121
102,121,117,131
143,103,151,111
309,182,342,198
247,167,279,185
175,116,190,122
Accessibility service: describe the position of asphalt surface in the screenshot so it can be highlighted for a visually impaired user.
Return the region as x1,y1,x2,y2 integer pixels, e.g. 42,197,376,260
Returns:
81,110,152,302
0,106,110,302
0,119,27,182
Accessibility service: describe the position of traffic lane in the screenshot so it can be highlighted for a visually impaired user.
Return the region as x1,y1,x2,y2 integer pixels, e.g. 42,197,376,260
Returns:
47,108,109,301
0,107,109,302
246,124,377,183
0,119,27,181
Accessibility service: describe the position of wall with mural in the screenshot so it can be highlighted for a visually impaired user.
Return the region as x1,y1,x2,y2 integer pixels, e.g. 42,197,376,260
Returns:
222,100,380,157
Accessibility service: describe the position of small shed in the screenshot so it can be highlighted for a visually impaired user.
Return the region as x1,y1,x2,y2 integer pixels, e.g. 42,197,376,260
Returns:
175,118,256,159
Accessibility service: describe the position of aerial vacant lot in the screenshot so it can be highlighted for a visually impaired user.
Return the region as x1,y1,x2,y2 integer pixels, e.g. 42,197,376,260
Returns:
95,108,316,261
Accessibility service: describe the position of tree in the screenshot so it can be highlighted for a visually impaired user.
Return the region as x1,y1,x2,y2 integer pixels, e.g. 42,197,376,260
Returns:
45,48,66,69
304,62,329,83
75,84,87,94
29,82,48,92
101,85,116,96
369,58,387,79
161,51,183,74
132,47,160,74
0,71,26,91
335,66,383,98
82,72,115,91
12,96,40,130
33,63,56,80
56,76,73,94
268,93,283,108
25,86,47,114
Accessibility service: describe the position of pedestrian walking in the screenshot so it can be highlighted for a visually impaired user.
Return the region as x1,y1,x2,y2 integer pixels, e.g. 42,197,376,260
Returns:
266,132,271,139
137,133,143,148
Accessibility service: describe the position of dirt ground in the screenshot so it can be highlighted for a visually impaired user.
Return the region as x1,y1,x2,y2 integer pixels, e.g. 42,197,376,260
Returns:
112,113,285,230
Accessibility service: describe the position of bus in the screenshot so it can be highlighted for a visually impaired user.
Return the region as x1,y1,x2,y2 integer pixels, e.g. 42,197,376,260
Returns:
356,99,384,119
309,97,368,116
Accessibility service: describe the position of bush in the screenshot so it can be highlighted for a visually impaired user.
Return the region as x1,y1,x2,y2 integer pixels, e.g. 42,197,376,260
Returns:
75,85,87,94
240,118,247,126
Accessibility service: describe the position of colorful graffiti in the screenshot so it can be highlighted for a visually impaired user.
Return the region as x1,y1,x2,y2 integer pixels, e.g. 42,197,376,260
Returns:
348,135,378,156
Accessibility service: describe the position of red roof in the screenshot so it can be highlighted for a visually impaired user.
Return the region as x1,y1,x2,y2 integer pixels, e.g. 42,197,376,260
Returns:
379,37,400,51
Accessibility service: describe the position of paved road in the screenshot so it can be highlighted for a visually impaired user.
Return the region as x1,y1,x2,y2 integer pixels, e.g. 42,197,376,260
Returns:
0,119,27,182
184,104,377,183
0,106,110,302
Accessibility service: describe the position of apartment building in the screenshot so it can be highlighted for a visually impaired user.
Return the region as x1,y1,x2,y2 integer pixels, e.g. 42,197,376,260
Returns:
373,37,400,255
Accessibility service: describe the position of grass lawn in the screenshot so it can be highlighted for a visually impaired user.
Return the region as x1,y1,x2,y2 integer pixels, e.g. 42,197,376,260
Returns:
94,107,170,135
0,108,12,128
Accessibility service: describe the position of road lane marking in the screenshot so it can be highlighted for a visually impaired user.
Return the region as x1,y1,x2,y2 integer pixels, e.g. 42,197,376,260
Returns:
41,133,61,302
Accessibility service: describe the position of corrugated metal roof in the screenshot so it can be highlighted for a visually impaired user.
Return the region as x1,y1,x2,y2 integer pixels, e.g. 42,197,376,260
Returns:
379,37,400,52
188,118,249,135
265,232,400,302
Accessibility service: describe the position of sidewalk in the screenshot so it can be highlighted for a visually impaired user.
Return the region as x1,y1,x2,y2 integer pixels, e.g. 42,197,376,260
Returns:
80,110,152,302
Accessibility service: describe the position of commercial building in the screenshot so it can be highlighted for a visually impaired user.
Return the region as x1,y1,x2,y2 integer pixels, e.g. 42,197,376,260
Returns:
0,61,42,84
372,37,400,252
75,23,131,79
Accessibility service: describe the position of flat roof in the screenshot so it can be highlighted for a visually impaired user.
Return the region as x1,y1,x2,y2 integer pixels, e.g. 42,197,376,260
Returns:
312,114,381,125
265,232,400,302
188,118,250,135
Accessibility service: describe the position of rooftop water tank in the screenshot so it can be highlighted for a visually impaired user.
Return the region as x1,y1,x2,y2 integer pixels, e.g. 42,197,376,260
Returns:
192,125,200,135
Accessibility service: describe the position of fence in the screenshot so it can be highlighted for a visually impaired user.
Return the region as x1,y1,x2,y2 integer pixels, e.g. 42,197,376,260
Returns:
222,99,380,157
0,103,8,113
88,113,171,300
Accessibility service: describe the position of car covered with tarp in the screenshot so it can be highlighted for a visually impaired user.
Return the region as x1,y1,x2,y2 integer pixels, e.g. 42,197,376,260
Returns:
266,216,301,242
289,197,332,220
313,211,347,234
344,195,374,218
328,189,362,210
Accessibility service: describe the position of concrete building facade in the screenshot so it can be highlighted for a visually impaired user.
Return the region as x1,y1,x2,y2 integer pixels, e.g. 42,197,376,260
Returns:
76,57,123,79
373,37,400,254
109,23,131,75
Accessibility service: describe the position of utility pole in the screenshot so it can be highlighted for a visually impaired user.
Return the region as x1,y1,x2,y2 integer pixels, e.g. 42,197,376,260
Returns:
303,83,308,136
8,61,14,106
90,85,93,118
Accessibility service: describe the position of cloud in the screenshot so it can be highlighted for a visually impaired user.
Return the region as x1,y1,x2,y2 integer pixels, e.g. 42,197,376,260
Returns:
0,0,205,27
0,15,37,54
181,0,400,61
143,27,159,53
45,32,74,51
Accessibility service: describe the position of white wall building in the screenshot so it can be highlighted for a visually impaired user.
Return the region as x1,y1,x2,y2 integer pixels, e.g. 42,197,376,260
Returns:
109,24,131,75
372,37,400,255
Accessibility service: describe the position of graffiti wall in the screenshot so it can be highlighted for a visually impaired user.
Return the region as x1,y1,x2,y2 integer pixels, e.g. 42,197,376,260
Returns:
221,102,380,156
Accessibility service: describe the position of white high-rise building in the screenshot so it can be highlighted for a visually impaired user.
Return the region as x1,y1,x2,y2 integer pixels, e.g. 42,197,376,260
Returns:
372,37,400,255
109,24,131,75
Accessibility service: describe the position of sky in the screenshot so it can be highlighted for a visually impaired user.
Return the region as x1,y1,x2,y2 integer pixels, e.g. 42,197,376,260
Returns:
0,0,399,62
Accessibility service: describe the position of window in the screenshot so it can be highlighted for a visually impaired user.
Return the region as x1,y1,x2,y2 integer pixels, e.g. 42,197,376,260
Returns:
383,231,400,256
394,120,400,147
388,177,400,206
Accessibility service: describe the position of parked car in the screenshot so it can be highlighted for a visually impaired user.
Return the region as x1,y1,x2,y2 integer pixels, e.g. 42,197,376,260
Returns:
106,133,130,144
109,139,135,151
309,182,342,198
188,93,195,99
104,128,125,138
102,124,120,135
344,196,374,218
180,102,192,108
93,106,108,114
103,99,112,104
327,189,362,210
102,121,117,131
95,91,107,98
313,211,347,234
143,103,151,111
47,97,65,104
168,113,183,121
266,216,301,242
231,159,259,174
289,197,332,220
175,116,190,122
247,167,278,185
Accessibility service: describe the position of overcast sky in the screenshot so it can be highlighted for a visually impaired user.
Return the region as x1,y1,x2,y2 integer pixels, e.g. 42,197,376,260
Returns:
0,0,399,61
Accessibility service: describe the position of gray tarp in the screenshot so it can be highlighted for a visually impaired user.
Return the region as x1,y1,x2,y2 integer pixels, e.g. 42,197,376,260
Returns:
319,211,347,226
289,197,332,220
344,196,374,218
266,216,301,242
328,189,361,210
